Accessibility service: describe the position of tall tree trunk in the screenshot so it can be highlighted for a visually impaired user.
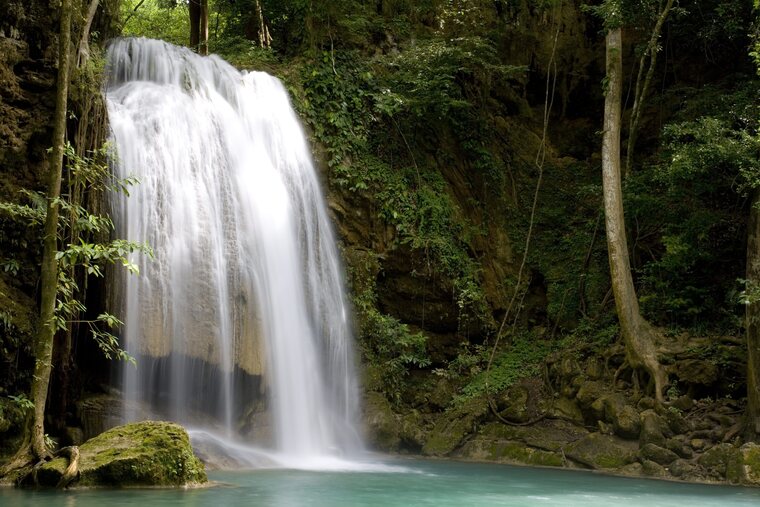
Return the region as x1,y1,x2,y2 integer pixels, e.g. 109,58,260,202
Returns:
189,0,200,52
602,27,667,402
199,0,209,55
31,0,73,461
746,190,760,440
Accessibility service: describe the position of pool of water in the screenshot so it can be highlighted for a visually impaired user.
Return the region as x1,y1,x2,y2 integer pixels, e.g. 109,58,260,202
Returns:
2,459,760,507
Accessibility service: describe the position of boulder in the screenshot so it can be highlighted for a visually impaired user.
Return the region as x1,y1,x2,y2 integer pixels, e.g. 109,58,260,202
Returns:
726,442,760,486
698,442,739,479
422,397,487,456
36,421,206,487
575,381,606,409
669,459,702,479
640,443,679,465
455,438,563,467
641,459,668,477
565,433,638,469
363,391,401,451
639,409,669,446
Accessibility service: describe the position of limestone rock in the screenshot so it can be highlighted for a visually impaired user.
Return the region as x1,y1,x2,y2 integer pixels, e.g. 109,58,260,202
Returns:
698,442,739,478
639,409,669,446
36,421,206,487
675,359,718,387
422,397,487,456
640,443,679,465
575,380,606,409
455,438,563,467
669,459,702,479
565,433,638,469
641,459,668,477
727,442,760,486
363,391,401,451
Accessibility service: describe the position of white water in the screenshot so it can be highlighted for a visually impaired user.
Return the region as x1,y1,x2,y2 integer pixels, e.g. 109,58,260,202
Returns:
105,37,362,463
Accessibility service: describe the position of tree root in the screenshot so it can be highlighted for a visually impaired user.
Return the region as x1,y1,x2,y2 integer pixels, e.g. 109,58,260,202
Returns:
55,446,80,489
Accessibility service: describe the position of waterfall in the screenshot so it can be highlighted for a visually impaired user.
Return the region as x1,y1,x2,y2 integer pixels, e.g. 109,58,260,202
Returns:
105,37,362,463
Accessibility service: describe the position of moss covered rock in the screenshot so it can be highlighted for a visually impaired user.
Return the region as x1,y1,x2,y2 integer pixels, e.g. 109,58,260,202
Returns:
36,421,206,487
727,442,760,486
564,433,638,469
455,438,563,467
422,397,488,456
363,391,402,451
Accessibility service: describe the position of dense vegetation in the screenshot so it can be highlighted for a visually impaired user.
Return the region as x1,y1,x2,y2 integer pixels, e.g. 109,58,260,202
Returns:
2,0,760,486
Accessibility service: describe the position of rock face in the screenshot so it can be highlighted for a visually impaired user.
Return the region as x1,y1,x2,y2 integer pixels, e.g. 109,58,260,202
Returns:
36,421,207,488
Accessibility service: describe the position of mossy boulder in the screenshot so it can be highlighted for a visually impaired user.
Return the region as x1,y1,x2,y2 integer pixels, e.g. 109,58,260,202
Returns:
639,409,669,446
590,394,640,440
36,421,206,487
455,438,563,467
363,391,401,451
564,433,638,469
698,442,739,479
726,442,760,486
422,397,487,456
640,443,679,465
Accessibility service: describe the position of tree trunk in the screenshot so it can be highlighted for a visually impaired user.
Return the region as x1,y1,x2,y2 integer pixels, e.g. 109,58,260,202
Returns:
188,0,200,52
30,0,73,461
254,0,272,48
601,27,667,402
199,0,209,55
77,0,99,68
746,190,760,439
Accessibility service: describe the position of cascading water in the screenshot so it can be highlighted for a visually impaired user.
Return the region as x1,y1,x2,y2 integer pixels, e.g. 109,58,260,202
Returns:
105,37,362,465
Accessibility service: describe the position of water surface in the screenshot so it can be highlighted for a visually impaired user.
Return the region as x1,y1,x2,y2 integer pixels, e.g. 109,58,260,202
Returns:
3,459,760,507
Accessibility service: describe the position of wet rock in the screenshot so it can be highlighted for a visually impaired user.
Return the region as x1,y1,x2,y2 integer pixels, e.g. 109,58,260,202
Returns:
551,397,584,424
671,395,694,412
698,442,739,478
478,420,588,452
617,462,643,477
565,433,638,469
675,359,718,387
730,443,760,486
363,391,401,450
641,459,668,477
455,438,563,467
669,459,702,479
640,443,679,465
399,411,428,451
589,393,640,440
660,407,690,434
422,397,487,456
639,409,669,446
36,421,207,487
665,438,693,459
575,381,606,408
690,438,709,451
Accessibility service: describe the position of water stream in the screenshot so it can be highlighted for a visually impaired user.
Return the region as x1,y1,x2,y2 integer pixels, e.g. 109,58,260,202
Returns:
105,37,361,463
3,460,760,506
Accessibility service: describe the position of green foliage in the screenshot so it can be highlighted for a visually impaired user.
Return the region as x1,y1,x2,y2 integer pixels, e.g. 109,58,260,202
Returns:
450,331,556,404
120,0,190,47
630,83,760,328
350,252,430,402
7,393,34,413
0,142,151,365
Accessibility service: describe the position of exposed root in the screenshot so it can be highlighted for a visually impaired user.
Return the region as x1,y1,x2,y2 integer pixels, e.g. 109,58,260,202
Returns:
55,446,80,489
